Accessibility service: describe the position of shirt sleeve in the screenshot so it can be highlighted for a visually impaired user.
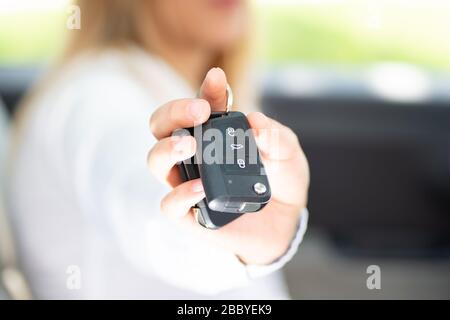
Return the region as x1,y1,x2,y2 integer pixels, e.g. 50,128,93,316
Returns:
245,208,309,278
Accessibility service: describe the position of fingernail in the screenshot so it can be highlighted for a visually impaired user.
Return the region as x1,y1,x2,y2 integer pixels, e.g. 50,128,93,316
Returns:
257,112,268,122
206,68,214,78
205,67,223,84
173,136,192,153
206,67,216,78
191,180,204,193
187,100,205,121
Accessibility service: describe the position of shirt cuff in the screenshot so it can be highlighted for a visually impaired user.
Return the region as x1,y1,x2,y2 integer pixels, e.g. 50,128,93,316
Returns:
244,208,309,279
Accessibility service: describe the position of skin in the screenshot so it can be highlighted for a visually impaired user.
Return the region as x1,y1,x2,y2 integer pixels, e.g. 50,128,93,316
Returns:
139,0,248,87
146,0,310,265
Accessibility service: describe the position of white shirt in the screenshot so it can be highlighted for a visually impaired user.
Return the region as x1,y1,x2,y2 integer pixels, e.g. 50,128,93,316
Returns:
7,47,307,299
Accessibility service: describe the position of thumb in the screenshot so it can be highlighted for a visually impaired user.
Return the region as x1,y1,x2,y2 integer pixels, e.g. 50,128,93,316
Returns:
199,67,228,111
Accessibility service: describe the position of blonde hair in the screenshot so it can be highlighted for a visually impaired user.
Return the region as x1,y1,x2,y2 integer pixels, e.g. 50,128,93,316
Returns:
11,0,253,159
62,0,250,93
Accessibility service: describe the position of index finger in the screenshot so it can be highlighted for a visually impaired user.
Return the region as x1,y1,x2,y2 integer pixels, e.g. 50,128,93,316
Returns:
150,98,210,139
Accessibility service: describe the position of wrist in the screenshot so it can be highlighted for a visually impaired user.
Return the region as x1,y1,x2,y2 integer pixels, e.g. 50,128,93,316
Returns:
244,208,309,278
236,210,300,265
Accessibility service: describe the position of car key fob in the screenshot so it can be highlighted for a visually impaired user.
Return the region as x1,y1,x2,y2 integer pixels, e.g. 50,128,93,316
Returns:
177,110,271,229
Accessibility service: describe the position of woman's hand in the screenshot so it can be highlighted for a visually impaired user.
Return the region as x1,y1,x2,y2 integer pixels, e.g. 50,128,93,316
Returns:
147,68,309,265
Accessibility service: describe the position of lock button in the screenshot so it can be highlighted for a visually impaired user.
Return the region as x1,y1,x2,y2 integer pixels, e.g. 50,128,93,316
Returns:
253,182,267,195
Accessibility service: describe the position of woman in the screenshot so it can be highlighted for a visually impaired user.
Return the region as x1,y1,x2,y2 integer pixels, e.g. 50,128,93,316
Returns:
8,0,309,299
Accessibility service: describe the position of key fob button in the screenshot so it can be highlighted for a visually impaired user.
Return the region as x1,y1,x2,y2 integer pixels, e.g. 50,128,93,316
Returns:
237,159,246,169
226,127,236,137
253,182,267,195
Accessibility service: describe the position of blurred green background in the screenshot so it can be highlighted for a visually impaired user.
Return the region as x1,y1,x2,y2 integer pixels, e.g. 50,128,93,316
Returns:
0,0,449,71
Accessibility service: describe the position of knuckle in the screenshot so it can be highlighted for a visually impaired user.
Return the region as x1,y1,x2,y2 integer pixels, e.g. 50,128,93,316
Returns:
146,147,155,169
146,141,166,174
149,113,158,137
169,100,180,122
160,195,170,215
284,126,300,145
174,98,190,115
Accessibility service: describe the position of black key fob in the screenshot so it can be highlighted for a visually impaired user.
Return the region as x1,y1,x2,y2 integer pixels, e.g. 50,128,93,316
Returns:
178,111,271,229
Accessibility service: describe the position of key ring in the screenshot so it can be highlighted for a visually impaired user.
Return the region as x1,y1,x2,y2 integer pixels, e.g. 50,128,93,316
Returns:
225,84,233,112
